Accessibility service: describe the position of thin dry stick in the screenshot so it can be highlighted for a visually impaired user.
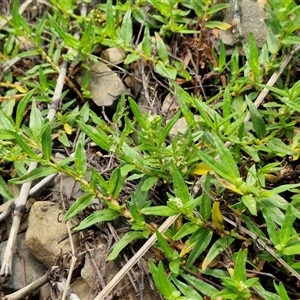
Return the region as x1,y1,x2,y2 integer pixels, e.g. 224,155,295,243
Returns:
94,44,300,300
0,0,87,274
0,60,68,277
3,271,50,300
223,216,300,280
61,222,78,300
93,214,179,300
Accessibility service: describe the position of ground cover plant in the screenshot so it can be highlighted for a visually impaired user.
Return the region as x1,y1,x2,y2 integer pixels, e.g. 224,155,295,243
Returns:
1,0,300,299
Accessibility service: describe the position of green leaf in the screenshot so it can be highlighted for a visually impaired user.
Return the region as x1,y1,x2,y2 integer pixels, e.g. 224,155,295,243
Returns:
39,65,49,92
74,133,87,176
80,102,90,123
266,138,295,156
233,250,247,281
141,176,158,192
107,231,145,260
77,120,110,152
106,0,116,39
195,148,232,184
0,129,15,140
186,228,213,269
181,273,218,297
155,61,177,80
173,222,199,241
142,26,152,57
200,174,212,222
242,145,260,162
121,143,144,167
148,261,177,298
141,206,178,216
121,9,132,46
210,132,240,179
130,176,151,209
206,21,231,30
90,169,109,196
207,3,230,15
128,97,147,130
9,167,57,184
242,215,266,238
74,209,120,230
281,243,300,256
171,161,190,205
280,205,296,245
58,131,70,147
195,136,240,185
29,99,44,140
169,260,180,275
281,35,300,45
124,53,140,64
41,120,52,161
223,85,231,123
270,183,300,195
244,32,260,82
12,0,31,34
258,84,289,97
173,84,197,130
64,193,96,221
245,96,266,139
158,110,181,145
244,277,259,288
120,164,135,177
213,288,240,299
230,47,240,77
155,32,169,64
48,15,79,48
156,229,174,259
14,133,39,159
172,277,203,299
109,167,125,198
202,236,234,270
266,29,278,54
0,176,13,200
242,194,257,216
262,207,280,245
274,282,290,300
16,89,35,129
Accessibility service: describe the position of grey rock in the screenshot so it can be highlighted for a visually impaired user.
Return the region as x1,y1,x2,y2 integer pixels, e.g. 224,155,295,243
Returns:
81,238,107,291
81,237,161,300
70,277,95,300
220,0,267,48
161,93,180,119
25,201,79,267
76,62,126,107
100,48,126,64
0,232,47,292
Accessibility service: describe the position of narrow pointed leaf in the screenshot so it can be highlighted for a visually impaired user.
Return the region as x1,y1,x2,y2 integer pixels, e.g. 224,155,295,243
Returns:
9,167,57,184
107,231,145,260
171,161,190,204
64,193,95,221
121,9,132,46
202,236,234,270
41,121,52,161
74,209,120,230
245,96,266,139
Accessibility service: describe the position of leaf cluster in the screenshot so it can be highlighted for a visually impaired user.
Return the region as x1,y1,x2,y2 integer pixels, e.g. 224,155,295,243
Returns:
1,0,300,299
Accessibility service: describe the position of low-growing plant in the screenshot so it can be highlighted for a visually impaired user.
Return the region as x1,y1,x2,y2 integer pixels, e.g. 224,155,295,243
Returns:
1,0,300,299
